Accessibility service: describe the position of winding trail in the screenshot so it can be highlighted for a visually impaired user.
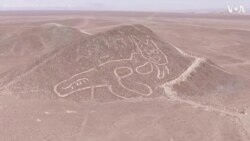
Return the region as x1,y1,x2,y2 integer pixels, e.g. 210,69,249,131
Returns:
163,91,250,140
160,43,250,139
166,58,205,86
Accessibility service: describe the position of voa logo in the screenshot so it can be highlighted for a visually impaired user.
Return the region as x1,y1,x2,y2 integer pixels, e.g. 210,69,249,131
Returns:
227,5,246,14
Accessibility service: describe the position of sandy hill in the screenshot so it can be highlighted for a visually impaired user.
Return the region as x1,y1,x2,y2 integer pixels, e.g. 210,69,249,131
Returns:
0,23,88,56
0,23,89,89
0,24,247,103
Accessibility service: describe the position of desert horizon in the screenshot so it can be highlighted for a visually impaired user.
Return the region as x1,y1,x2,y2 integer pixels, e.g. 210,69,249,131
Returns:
0,8,250,141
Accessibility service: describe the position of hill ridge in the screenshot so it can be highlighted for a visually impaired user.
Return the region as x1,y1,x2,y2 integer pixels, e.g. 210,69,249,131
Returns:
0,24,245,103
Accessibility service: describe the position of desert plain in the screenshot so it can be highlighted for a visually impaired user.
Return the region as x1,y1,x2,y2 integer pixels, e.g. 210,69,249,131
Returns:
0,11,250,141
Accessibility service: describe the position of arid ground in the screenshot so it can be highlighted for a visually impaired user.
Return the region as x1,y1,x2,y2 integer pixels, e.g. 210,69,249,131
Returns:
0,11,250,141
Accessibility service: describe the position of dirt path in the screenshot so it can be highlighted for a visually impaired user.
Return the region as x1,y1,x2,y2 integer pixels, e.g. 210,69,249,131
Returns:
158,43,250,139
164,92,250,139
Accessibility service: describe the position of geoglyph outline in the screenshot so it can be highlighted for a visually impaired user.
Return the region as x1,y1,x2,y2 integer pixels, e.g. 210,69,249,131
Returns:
54,34,172,99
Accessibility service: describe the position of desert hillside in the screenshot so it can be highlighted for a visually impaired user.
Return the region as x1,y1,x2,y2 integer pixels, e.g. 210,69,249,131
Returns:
1,12,250,141
0,23,89,89
0,24,246,104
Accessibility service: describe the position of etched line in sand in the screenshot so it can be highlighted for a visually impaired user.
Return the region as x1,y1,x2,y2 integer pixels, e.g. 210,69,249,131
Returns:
79,30,92,35
77,110,91,141
36,118,42,122
222,62,250,67
135,62,153,75
130,35,170,79
53,53,139,98
108,85,128,99
44,111,51,115
66,110,78,114
54,35,170,99
130,35,169,65
114,67,153,96
62,78,89,89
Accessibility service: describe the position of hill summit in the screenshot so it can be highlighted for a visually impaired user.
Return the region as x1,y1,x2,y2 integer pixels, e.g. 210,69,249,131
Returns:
0,24,246,102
